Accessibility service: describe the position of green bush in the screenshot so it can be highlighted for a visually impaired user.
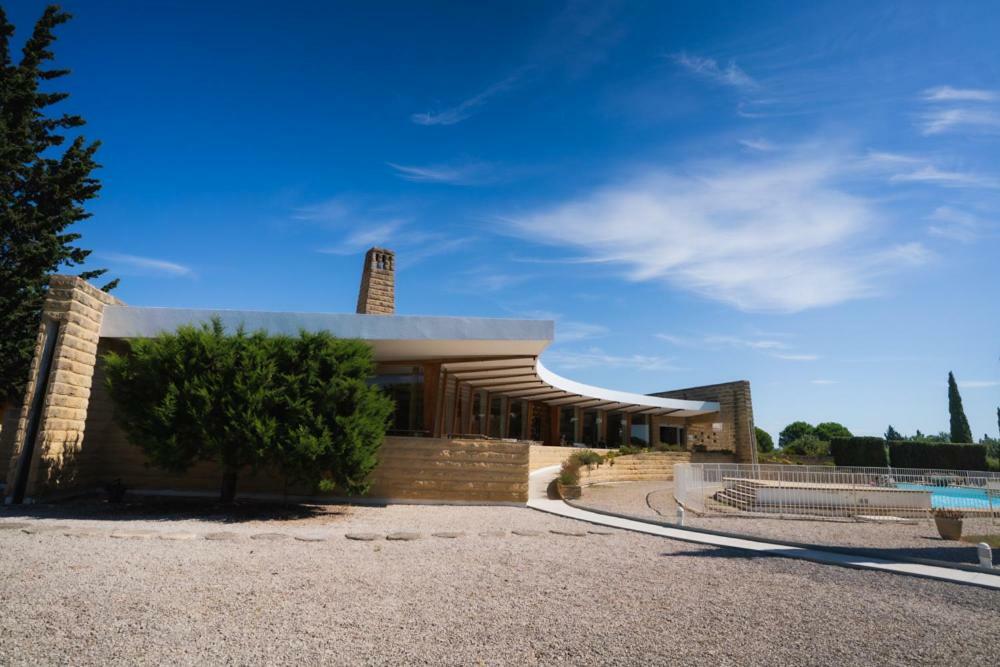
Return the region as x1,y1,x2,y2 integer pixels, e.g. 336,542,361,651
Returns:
782,434,829,457
888,441,988,471
830,437,888,467
779,421,815,448
557,450,607,485
755,427,774,453
815,422,852,442
104,319,393,502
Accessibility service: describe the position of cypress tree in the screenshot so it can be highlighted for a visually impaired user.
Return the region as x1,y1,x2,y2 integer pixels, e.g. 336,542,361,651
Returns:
947,371,973,443
0,6,115,402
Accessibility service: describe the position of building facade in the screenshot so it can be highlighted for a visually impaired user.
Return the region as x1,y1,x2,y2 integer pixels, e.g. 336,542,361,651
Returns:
1,248,754,504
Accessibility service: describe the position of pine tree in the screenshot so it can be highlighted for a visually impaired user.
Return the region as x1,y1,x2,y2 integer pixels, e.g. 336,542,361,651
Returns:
947,371,973,443
885,425,903,441
0,6,115,402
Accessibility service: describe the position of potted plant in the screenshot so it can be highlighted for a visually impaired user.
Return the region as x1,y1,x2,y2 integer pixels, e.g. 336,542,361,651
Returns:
932,508,964,540
556,459,582,500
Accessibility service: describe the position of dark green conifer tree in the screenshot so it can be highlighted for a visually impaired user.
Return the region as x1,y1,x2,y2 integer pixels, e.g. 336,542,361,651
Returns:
947,372,972,443
0,5,114,402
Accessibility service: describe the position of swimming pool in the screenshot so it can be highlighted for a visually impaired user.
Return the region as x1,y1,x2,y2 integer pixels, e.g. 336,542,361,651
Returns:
896,483,995,510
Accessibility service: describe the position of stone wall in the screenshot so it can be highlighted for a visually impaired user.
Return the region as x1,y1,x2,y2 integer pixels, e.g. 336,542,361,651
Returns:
355,247,395,315
578,451,735,486
652,380,755,462
528,445,614,471
3,276,123,501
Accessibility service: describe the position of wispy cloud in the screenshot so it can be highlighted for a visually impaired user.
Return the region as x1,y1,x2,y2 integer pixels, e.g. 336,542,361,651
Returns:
505,151,925,312
958,380,1000,389
919,107,1000,136
927,206,990,243
411,72,523,126
810,379,838,385
863,151,999,189
923,86,997,102
656,333,787,350
672,52,758,90
99,252,193,277
544,347,679,372
387,161,493,185
771,353,820,362
316,220,407,255
739,138,777,152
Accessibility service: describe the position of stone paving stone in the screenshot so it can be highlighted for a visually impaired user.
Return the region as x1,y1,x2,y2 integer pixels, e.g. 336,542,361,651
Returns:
158,532,197,541
345,533,380,541
293,535,327,542
63,528,105,538
204,532,241,541
550,529,587,537
0,523,29,531
20,525,69,535
110,530,158,540
478,530,507,538
250,533,289,541
431,531,465,539
587,529,614,535
386,532,422,541
512,529,543,537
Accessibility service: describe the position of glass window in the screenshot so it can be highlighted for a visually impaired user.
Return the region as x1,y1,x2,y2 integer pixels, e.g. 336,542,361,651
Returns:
372,365,424,435
659,426,684,447
508,401,524,440
630,414,649,446
488,396,503,438
606,412,624,447
471,391,484,434
559,407,576,445
582,410,599,446
529,404,543,441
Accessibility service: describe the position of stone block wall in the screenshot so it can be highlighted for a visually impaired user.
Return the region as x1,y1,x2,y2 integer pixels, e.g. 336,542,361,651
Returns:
355,247,395,315
652,380,755,462
3,276,123,500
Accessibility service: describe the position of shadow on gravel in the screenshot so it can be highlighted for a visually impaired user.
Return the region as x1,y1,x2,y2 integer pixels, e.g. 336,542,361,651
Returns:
0,497,353,525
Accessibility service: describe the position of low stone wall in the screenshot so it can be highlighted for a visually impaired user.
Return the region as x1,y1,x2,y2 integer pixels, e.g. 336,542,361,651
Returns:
529,445,615,471
579,451,736,486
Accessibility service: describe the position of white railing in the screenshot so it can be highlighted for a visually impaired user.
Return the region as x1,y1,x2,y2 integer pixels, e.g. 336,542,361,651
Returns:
673,463,1000,521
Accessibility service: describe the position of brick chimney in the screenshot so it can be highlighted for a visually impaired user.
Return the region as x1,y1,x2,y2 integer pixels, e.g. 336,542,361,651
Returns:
356,247,395,315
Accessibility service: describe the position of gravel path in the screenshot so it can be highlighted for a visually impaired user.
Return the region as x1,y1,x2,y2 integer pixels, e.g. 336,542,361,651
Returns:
1,505,998,665
576,482,997,567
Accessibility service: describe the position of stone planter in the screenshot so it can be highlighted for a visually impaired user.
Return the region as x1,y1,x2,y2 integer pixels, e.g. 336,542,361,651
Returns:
556,482,582,500
934,516,963,541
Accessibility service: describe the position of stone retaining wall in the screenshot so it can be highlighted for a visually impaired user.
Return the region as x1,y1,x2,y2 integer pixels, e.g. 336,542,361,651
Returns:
578,451,736,486
529,445,615,471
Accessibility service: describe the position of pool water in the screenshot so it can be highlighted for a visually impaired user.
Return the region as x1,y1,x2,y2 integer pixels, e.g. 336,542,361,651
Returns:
896,483,995,510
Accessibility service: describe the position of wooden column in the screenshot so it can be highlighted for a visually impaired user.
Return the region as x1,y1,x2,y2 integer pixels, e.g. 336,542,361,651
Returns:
546,405,560,445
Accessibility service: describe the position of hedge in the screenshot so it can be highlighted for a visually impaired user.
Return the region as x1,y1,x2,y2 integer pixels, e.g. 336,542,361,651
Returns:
830,437,889,467
888,441,988,471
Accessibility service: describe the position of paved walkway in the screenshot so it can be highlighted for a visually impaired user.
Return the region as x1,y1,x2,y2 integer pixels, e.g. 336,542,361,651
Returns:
527,467,1000,590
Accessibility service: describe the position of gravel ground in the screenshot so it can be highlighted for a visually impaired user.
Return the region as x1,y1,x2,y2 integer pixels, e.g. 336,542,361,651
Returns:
576,482,998,566
1,503,999,666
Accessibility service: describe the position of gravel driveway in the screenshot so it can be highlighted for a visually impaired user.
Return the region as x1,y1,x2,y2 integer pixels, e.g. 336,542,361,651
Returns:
1,503,998,666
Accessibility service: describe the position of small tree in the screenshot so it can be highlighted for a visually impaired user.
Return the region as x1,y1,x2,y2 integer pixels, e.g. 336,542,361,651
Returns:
783,434,829,457
885,425,903,441
947,372,973,443
755,427,774,453
779,421,814,449
815,422,852,443
104,320,392,503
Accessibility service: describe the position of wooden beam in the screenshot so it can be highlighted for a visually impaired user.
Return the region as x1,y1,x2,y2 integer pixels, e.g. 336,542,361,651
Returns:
449,365,536,379
504,389,569,400
463,376,539,387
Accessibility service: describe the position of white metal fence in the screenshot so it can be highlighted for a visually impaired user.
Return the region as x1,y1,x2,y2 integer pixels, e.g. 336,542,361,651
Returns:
674,463,1000,521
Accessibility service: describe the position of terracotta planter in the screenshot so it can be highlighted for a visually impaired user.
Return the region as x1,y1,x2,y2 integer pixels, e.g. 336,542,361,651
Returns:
556,482,582,500
934,516,962,541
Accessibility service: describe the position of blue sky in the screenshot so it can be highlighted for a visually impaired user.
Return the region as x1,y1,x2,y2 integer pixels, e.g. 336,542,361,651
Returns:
10,1,1000,440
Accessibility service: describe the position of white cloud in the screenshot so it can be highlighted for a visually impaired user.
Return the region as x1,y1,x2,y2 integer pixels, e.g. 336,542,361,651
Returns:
545,347,679,371
927,207,988,243
810,379,837,385
672,53,757,89
919,107,1000,135
923,86,996,102
411,73,522,126
656,333,787,350
772,353,820,361
99,252,193,277
739,138,776,151
316,220,407,255
958,380,1000,389
862,151,999,189
387,161,492,185
506,155,923,312
556,321,609,343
